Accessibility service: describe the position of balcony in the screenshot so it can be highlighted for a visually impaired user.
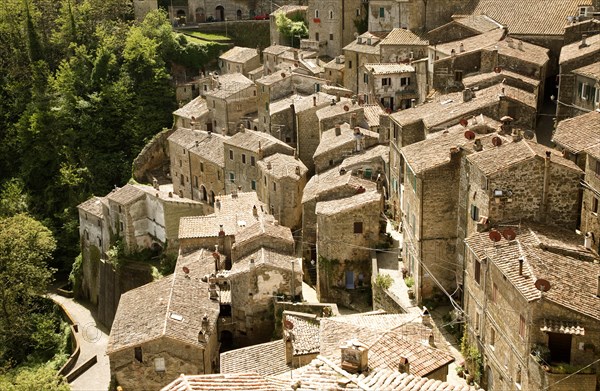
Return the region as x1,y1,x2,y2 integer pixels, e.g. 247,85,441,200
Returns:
529,353,596,391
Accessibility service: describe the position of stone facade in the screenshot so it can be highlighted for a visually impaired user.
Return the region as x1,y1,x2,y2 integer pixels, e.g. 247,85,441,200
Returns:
204,73,257,135
306,0,363,58
360,63,418,110
315,190,383,306
580,146,600,253
219,46,261,77
324,55,345,86
343,32,382,94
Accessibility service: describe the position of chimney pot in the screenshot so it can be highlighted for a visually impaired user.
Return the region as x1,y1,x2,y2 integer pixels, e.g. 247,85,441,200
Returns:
313,96,317,106
581,34,588,48
518,257,524,276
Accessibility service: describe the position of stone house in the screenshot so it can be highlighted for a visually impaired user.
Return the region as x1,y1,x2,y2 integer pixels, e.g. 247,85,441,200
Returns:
306,0,362,58
556,35,600,121
262,44,291,75
324,55,345,86
427,14,503,45
343,32,384,94
552,110,600,170
400,118,504,301
223,127,295,195
107,248,220,391
577,120,600,253
204,73,257,135
313,123,379,174
378,28,429,63
276,49,323,78
570,62,600,114
301,167,378,281
230,219,295,262
360,63,417,111
315,190,383,306
315,98,368,134
363,103,388,141
168,127,226,204
256,153,308,229
226,248,303,345
173,96,210,129
464,226,600,391
255,71,328,133
430,29,549,103
218,46,261,77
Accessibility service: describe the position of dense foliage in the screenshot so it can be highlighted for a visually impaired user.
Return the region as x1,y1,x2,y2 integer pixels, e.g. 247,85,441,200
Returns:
0,1,213,273
275,12,308,47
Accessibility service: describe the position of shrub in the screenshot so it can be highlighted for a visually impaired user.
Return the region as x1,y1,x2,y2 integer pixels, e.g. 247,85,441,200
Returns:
404,276,414,288
375,274,393,290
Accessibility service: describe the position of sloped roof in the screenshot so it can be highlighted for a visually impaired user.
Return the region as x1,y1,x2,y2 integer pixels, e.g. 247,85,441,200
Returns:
168,128,226,167
380,28,428,46
362,104,385,128
284,312,320,355
343,31,386,54
161,373,282,391
232,220,294,253
302,167,377,204
106,184,146,205
257,153,308,180
220,339,290,376
224,128,294,154
465,224,600,321
552,111,600,154
173,96,209,119
314,123,378,159
107,249,219,354
461,0,593,36
453,14,503,33
219,46,259,63
230,247,298,274
77,196,106,217
315,190,381,216
364,63,415,75
559,34,600,64
466,139,581,176
572,61,600,80
204,73,255,99
263,44,291,55
341,144,390,169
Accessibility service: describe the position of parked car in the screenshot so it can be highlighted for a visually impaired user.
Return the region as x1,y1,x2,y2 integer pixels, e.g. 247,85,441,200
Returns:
254,14,269,20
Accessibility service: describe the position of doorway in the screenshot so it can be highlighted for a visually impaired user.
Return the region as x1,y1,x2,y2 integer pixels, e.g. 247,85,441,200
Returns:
216,6,225,21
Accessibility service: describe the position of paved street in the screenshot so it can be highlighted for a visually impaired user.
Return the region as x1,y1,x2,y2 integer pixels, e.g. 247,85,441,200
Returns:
49,293,111,391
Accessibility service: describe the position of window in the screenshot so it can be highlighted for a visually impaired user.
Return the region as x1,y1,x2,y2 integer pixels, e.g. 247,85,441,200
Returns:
120,222,124,231
251,180,256,190
154,357,165,372
356,8,360,16
229,172,235,183
581,82,589,100
382,78,391,86
363,73,368,84
454,70,463,82
379,7,384,18
315,10,319,18
212,100,216,108
134,347,143,362
180,175,184,186
229,150,234,160
194,176,198,188
329,10,333,19
315,32,319,41
471,204,479,221
273,182,277,191
179,159,182,167
489,327,496,348
474,259,481,284
475,312,480,331
250,156,255,166
354,221,363,233
400,77,410,86
200,162,204,172
329,33,334,41
242,154,246,164
348,60,352,69
593,197,599,214
519,315,526,339
492,283,498,303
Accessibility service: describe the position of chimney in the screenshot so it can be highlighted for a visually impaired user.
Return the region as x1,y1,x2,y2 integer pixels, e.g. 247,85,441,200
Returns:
219,224,225,236
411,99,416,108
422,307,431,327
313,96,317,106
459,42,465,53
473,138,483,151
253,205,258,217
340,340,369,374
580,34,588,48
295,165,301,175
398,356,410,374
451,48,456,57
202,313,210,331
267,161,272,169
258,141,264,159
249,258,255,269
337,94,341,102
216,199,221,209
518,257,524,276
293,50,298,60
517,40,523,50
545,150,551,160
463,88,473,102
350,113,357,128
428,333,436,348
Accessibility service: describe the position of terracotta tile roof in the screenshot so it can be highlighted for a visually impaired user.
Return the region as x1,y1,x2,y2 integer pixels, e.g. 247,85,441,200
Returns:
204,73,255,99
467,139,581,176
314,123,379,159
220,340,290,376
107,249,219,354
263,44,291,55
219,46,259,63
380,28,429,46
161,373,282,391
462,0,592,36
585,143,600,160
316,100,364,122
401,116,502,174
106,184,146,205
179,192,270,239
390,84,536,129
324,56,345,70
224,128,294,155
364,63,415,75
315,190,381,216
540,319,585,335
369,331,454,377
77,196,106,217
229,247,298,274
302,167,377,203
168,128,227,166
552,111,600,154
173,96,209,119
463,69,540,90
453,15,503,33
284,312,320,355
465,224,600,320
257,153,308,179
232,219,294,250
362,104,385,128
559,33,600,64
343,31,386,54
291,92,338,113
274,356,481,390
572,61,600,80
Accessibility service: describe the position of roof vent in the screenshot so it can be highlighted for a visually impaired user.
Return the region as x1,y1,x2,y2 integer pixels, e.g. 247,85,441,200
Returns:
398,356,410,374
340,340,369,374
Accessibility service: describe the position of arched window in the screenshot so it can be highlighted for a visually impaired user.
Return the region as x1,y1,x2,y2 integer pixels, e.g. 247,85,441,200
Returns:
329,10,333,19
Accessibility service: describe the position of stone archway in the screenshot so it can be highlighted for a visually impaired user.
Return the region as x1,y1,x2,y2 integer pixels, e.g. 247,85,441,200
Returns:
215,5,224,22
176,9,186,25
195,7,205,23
236,9,242,20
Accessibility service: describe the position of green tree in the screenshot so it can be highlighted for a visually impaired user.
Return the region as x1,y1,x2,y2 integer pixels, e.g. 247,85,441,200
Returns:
0,214,57,364
275,12,308,47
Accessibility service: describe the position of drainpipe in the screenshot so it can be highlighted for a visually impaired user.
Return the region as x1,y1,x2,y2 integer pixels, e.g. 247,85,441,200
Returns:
541,151,551,222
188,148,194,201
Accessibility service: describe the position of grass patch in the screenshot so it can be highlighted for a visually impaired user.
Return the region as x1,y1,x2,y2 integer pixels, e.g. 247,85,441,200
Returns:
183,31,231,42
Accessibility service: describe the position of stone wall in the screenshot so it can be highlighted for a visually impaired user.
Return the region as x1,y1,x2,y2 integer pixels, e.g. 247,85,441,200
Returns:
192,20,271,49
133,127,174,184
427,22,480,45
556,50,600,121
581,156,600,252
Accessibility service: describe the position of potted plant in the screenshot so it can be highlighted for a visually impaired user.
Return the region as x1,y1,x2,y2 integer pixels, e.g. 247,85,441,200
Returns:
407,287,415,299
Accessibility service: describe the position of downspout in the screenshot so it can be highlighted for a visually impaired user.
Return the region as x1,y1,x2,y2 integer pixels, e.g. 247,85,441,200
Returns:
541,151,551,222
419,175,424,304
188,147,194,201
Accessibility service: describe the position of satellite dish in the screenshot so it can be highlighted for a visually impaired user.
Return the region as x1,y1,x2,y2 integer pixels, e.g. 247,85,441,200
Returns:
464,130,476,140
182,266,190,274
502,228,516,241
459,118,468,127
494,66,502,73
489,230,502,242
343,105,349,111
284,320,294,330
524,130,534,140
534,278,551,292
492,136,503,147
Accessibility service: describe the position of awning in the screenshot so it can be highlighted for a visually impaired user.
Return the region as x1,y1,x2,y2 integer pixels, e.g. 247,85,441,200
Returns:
540,319,585,335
